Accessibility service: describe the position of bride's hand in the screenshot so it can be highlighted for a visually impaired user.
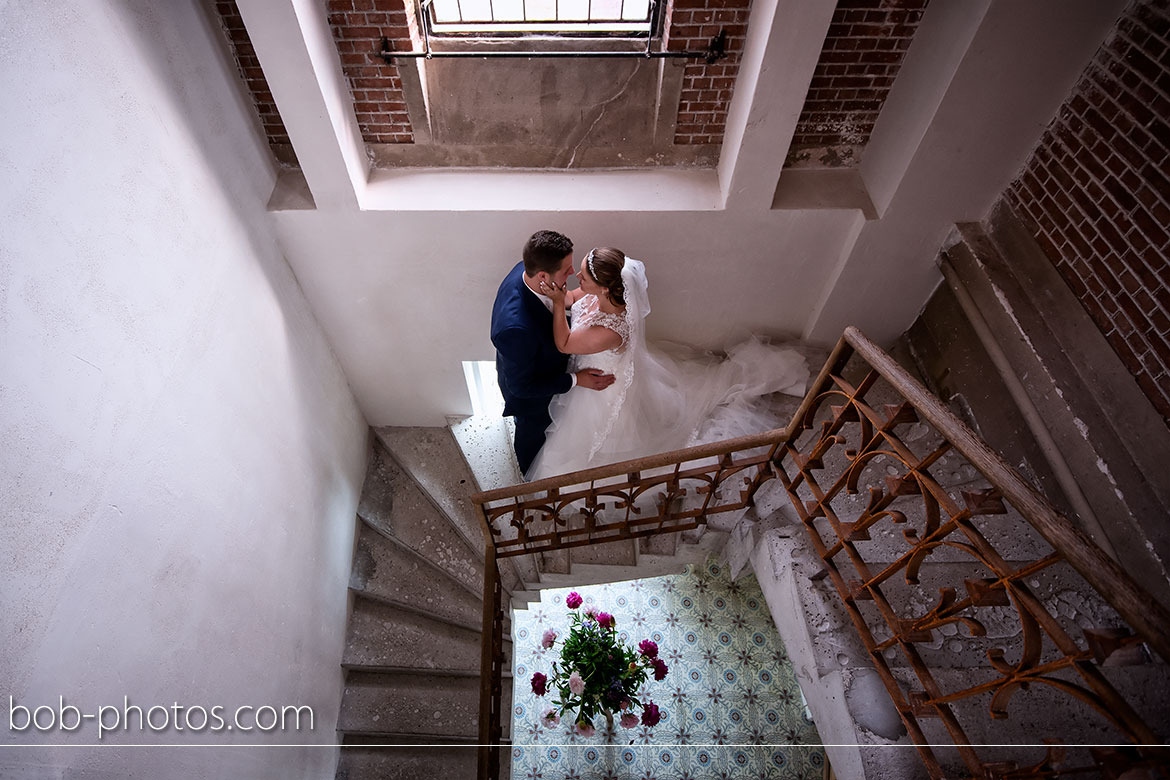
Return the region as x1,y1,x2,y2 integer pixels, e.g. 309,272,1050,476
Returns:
539,279,568,306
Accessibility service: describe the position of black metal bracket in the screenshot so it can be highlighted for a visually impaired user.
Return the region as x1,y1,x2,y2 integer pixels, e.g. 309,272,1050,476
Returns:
376,30,728,62
703,29,726,64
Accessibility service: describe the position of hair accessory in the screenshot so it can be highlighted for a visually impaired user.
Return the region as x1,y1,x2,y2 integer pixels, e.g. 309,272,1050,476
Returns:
586,249,597,281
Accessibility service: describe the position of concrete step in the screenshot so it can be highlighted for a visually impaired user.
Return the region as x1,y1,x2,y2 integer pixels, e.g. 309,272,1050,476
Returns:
374,426,487,554
449,413,523,492
339,669,512,740
681,524,707,544
447,414,544,590
375,426,527,594
358,442,484,595
639,528,681,556
922,209,1170,602
350,522,485,628
526,550,708,589
538,547,570,575
510,590,540,610
344,594,488,672
568,539,638,567
336,744,479,780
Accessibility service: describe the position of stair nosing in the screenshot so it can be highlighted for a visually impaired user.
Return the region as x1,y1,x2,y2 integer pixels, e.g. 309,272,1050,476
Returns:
356,517,485,602
349,588,512,641
372,429,490,567
341,664,513,679
340,730,482,743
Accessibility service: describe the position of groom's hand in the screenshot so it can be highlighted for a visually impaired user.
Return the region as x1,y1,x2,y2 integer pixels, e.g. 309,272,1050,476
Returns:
576,369,616,391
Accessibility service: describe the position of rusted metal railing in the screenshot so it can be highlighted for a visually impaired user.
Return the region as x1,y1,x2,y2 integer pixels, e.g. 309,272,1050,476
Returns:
472,326,1170,780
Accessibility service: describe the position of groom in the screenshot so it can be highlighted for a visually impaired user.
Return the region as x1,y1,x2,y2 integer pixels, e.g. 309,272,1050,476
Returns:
491,230,615,474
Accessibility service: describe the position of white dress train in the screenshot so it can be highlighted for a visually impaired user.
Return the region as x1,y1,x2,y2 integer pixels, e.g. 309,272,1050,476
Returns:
526,258,809,481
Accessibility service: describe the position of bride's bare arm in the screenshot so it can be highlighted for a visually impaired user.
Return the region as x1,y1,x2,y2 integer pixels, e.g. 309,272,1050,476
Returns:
558,323,622,355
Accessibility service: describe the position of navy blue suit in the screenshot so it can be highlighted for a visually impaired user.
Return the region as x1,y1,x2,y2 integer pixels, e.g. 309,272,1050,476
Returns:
491,261,572,474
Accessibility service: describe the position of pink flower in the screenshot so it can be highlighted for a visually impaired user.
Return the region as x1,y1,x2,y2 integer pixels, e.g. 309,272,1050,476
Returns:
596,612,615,629
566,592,583,609
641,702,661,727
576,720,595,737
568,671,585,695
619,699,631,711
541,709,560,727
582,604,597,619
531,672,547,696
638,639,658,658
620,713,639,729
541,628,557,649
651,658,669,681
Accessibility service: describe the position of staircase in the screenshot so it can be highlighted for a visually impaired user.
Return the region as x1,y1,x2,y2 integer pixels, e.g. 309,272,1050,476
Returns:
335,431,502,779
905,204,1170,605
334,419,754,778
332,225,1170,779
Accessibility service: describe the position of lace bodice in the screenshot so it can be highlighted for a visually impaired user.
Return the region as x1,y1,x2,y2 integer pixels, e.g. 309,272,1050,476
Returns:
526,255,811,481
566,294,635,460
570,294,630,349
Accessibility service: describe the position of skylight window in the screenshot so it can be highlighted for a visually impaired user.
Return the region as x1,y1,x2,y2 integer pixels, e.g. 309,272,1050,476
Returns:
428,0,653,35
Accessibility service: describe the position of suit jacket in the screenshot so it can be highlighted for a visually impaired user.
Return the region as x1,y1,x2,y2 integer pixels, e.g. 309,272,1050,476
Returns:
491,261,572,416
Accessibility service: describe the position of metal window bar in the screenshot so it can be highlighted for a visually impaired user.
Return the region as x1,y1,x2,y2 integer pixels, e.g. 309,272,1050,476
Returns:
379,30,727,61
470,326,1170,780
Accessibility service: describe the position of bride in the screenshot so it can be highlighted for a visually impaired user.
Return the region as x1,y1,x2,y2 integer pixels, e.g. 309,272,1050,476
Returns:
527,247,809,482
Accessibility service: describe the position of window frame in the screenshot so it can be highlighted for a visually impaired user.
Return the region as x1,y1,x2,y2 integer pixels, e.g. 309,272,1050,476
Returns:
421,0,662,40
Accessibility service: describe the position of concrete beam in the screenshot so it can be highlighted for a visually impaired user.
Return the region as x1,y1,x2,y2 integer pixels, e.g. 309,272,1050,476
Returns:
858,1,991,218
718,0,836,211
236,0,367,210
804,0,1126,346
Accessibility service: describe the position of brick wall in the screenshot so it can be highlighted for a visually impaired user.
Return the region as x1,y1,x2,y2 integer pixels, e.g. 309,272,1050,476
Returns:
667,0,752,145
327,0,416,144
1002,0,1170,426
785,0,929,168
214,0,299,165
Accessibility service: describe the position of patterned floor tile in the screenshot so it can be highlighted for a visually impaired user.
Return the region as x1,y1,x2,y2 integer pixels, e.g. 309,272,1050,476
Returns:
511,560,825,779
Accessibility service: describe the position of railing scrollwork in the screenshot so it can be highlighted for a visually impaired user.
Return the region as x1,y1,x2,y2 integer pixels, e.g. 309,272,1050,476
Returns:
471,327,1170,780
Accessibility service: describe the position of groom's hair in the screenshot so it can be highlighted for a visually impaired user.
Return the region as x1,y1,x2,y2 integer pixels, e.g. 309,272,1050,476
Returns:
523,230,574,276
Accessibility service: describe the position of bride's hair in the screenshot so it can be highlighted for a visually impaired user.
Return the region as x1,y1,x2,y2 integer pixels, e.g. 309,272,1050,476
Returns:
586,247,627,306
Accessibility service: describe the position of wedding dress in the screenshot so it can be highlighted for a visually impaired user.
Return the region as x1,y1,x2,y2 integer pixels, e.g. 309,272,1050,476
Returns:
525,258,810,482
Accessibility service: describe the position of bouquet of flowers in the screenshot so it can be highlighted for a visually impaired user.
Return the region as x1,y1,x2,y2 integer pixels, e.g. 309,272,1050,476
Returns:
530,591,669,737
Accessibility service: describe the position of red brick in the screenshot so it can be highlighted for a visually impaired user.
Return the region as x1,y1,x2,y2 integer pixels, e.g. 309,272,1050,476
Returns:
1108,327,1144,371
1150,332,1170,370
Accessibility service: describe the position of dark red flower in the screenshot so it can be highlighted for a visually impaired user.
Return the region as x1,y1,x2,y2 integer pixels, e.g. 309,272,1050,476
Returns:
641,701,661,727
638,639,658,658
531,672,548,696
652,658,669,681
566,592,583,609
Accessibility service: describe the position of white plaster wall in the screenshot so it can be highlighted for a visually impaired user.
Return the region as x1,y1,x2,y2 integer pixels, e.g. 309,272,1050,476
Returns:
0,3,367,778
272,207,856,425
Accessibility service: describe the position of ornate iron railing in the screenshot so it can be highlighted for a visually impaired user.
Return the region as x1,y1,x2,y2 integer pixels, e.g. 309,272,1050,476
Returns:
471,326,1170,780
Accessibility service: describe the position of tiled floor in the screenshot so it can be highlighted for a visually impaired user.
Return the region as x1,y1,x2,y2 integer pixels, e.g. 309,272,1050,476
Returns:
511,560,826,780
